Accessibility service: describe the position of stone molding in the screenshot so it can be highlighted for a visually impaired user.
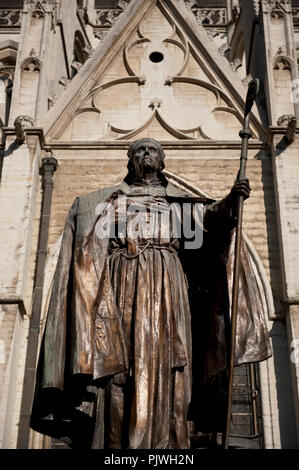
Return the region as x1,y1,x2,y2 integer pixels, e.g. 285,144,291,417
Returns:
23,0,59,29
0,9,22,28
2,125,44,148
262,0,292,15
84,0,132,39
183,1,228,26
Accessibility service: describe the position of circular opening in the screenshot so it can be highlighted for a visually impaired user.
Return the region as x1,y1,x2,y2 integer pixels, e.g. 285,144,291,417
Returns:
149,51,164,63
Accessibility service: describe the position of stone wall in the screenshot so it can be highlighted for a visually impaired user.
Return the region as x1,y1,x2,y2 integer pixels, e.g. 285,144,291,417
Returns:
1,0,299,449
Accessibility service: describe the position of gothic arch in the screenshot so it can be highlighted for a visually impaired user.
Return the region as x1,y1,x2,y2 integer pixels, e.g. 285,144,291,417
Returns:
71,30,89,76
20,57,42,72
273,55,292,71
0,43,16,126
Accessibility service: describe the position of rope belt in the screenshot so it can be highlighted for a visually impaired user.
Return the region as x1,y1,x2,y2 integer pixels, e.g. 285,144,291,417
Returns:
110,241,178,259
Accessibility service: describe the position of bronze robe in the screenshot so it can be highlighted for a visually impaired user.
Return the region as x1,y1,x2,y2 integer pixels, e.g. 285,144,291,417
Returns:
30,179,271,448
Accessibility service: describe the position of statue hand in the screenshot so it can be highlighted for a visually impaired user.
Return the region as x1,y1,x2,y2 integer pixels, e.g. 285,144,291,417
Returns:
229,178,251,202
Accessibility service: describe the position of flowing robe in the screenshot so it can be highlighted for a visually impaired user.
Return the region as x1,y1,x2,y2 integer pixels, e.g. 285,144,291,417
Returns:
105,188,192,448
30,179,272,448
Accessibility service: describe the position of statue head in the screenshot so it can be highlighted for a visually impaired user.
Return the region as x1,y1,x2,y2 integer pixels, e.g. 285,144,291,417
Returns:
127,138,166,179
14,115,34,144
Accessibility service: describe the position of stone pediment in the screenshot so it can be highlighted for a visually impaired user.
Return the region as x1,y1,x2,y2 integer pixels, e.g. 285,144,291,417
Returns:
44,0,265,143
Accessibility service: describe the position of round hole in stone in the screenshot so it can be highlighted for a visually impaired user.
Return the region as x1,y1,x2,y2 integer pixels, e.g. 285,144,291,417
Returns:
149,51,164,63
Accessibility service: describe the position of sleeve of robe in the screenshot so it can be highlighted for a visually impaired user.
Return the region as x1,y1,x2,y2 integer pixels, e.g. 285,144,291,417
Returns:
187,194,271,432
201,194,272,378
42,198,79,390
30,199,79,439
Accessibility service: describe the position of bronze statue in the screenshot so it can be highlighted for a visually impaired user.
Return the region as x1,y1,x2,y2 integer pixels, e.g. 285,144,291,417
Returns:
31,138,271,449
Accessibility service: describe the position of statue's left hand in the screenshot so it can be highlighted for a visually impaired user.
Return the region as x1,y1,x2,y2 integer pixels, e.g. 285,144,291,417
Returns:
229,178,251,201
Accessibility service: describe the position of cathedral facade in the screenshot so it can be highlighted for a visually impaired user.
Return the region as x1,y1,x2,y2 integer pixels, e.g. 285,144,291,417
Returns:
0,0,298,449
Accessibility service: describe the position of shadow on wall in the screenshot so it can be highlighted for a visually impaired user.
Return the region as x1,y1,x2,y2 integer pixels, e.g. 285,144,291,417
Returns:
268,320,298,448
0,139,21,183
256,152,298,448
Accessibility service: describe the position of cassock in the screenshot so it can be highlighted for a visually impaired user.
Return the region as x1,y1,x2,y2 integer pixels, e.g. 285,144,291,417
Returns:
30,178,271,448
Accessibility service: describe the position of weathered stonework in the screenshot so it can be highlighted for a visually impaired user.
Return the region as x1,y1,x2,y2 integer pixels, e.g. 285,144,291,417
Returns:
0,0,298,449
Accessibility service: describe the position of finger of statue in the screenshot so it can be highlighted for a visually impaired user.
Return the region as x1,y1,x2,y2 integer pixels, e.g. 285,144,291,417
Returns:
235,182,251,191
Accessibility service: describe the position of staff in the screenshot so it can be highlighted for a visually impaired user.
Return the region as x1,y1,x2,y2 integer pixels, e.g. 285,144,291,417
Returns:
223,78,260,449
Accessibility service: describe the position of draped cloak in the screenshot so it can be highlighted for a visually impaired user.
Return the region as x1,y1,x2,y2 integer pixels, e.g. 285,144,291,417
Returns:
30,179,272,448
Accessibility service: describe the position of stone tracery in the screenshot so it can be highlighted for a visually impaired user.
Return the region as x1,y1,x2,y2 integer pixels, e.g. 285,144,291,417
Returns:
58,6,253,142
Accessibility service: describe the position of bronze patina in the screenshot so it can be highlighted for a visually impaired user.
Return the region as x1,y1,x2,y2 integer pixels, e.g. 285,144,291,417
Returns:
31,138,271,449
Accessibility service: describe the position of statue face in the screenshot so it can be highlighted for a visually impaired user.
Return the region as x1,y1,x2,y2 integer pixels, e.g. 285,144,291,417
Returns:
131,144,162,176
